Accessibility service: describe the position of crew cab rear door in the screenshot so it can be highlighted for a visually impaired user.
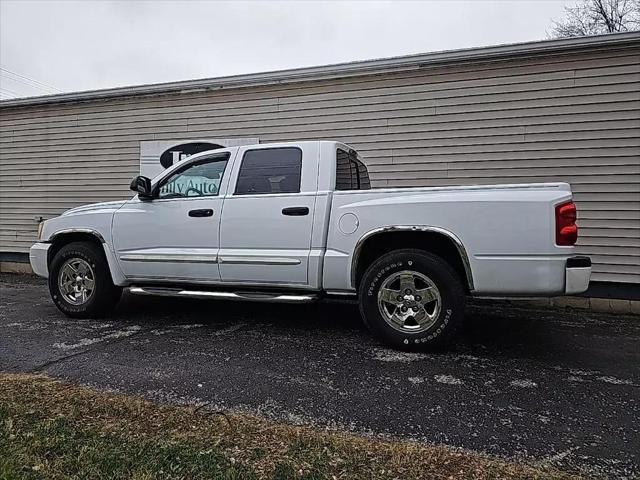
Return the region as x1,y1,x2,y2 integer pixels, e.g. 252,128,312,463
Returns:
218,143,319,287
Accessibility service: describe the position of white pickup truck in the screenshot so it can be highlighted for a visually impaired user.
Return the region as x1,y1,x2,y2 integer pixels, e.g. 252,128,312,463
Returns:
30,141,591,349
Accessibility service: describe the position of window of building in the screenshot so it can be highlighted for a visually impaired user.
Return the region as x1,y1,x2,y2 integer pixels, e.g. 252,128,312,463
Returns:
157,153,229,199
336,148,371,190
234,147,302,195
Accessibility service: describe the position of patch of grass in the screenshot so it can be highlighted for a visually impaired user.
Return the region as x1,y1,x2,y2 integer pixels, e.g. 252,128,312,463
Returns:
0,373,576,479
1,412,252,480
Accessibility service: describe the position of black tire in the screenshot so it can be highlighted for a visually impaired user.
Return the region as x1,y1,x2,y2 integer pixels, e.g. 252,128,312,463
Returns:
48,241,122,318
358,249,465,350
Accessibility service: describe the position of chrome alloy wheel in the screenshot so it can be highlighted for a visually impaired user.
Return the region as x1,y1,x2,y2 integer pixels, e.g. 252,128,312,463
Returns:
58,258,95,305
377,270,441,333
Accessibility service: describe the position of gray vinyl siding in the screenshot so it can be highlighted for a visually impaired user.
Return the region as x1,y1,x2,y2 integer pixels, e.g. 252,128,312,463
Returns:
1,39,639,284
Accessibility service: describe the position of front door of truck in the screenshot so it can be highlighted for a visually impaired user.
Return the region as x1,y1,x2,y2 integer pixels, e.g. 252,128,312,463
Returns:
218,145,317,287
112,151,232,282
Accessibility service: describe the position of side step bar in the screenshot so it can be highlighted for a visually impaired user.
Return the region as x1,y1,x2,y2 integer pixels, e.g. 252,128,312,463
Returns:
128,286,318,304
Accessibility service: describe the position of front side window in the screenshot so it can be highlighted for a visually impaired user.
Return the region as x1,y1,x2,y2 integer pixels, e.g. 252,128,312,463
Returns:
157,153,229,199
336,148,371,190
235,147,302,195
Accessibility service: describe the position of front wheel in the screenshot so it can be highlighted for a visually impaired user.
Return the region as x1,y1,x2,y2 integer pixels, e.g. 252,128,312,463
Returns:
48,241,122,318
358,249,465,350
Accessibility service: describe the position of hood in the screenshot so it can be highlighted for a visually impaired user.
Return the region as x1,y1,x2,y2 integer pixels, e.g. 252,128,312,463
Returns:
61,200,128,216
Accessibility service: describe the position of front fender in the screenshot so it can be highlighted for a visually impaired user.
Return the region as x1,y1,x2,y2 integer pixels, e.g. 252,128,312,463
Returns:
40,209,127,286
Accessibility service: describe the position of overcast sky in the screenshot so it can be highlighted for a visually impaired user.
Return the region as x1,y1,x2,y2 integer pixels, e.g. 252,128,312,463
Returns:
0,0,572,99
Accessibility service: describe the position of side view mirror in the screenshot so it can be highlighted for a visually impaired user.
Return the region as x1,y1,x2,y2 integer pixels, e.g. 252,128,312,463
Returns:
129,175,153,199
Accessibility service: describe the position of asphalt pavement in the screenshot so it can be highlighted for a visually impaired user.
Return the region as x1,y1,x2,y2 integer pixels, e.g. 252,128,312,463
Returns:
1,273,639,479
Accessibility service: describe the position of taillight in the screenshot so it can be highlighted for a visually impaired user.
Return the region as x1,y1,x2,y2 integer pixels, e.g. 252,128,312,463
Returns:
556,201,578,246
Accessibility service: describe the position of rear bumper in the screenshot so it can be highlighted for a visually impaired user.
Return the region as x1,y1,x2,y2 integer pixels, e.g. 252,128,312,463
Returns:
471,253,592,296
565,256,591,295
29,242,50,278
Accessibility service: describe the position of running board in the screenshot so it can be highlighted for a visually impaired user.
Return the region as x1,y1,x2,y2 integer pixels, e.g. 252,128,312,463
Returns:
128,286,318,303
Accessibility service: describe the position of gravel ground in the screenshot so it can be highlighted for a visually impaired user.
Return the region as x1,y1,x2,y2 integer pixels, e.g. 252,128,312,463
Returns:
1,273,639,479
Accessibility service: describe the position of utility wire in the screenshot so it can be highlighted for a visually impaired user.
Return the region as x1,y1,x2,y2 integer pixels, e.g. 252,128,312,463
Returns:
0,87,19,98
0,67,62,93
0,86,19,95
1,76,55,95
1,67,61,92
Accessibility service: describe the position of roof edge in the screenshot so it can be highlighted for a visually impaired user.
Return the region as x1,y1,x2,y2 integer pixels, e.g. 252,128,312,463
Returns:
2,31,639,109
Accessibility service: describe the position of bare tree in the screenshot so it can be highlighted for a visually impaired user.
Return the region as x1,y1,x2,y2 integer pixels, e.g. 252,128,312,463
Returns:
549,0,640,37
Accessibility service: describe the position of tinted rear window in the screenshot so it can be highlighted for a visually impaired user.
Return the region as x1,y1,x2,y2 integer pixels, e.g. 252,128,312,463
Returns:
336,149,371,190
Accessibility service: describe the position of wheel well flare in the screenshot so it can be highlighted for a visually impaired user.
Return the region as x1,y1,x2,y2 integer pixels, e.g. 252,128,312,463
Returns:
47,230,105,267
352,227,474,292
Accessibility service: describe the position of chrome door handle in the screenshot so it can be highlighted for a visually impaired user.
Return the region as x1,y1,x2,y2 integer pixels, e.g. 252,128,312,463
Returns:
188,209,213,217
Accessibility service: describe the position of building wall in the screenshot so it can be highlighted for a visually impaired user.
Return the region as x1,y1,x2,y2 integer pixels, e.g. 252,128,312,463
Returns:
1,42,639,284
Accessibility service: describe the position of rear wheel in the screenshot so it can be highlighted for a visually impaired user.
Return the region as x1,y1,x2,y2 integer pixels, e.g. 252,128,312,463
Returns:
358,249,465,349
48,241,122,318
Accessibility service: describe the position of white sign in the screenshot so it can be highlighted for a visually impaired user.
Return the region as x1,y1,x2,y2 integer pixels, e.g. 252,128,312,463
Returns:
139,138,259,179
